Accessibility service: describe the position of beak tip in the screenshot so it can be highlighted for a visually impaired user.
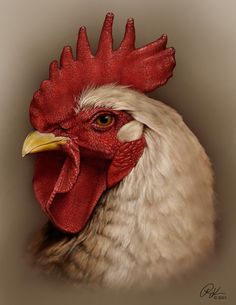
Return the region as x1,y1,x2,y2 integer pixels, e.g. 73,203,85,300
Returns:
22,141,29,157
21,149,27,157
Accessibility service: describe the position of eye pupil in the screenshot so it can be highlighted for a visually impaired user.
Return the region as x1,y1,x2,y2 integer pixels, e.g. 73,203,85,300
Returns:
100,115,109,123
96,114,113,126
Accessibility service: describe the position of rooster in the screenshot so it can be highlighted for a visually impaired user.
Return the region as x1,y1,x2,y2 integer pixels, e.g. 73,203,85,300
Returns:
22,13,215,288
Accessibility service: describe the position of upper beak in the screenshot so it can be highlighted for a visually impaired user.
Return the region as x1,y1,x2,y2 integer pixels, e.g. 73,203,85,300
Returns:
22,131,69,157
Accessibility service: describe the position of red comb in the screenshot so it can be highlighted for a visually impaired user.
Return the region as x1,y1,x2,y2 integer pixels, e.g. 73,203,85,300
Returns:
30,12,176,130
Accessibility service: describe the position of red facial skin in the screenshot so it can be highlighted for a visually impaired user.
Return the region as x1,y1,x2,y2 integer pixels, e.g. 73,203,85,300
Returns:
33,108,146,233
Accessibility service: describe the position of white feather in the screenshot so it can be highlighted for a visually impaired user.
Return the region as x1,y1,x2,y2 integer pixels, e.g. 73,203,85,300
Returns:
30,84,216,288
75,84,215,287
117,120,143,142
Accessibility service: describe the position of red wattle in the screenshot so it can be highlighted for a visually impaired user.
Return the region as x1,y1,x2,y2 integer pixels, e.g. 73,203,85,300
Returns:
33,150,110,233
48,156,110,233
33,137,145,234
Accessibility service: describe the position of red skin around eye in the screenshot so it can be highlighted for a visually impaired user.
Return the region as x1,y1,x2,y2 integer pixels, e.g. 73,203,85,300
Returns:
33,108,146,233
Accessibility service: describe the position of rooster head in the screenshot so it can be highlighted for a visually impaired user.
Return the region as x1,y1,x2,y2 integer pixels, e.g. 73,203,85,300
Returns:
22,13,175,234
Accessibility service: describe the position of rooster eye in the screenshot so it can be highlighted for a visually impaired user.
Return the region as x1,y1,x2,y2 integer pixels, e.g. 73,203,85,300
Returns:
95,114,113,126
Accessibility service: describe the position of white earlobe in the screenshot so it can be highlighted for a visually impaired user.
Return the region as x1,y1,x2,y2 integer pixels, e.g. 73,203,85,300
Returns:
117,120,143,142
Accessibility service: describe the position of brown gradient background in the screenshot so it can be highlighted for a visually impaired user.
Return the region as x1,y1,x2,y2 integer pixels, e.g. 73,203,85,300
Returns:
0,0,235,304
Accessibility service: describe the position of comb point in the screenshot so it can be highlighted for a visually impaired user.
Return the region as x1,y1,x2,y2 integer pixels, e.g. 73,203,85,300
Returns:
49,60,59,79
60,46,73,67
119,17,135,51
97,12,114,55
77,26,92,60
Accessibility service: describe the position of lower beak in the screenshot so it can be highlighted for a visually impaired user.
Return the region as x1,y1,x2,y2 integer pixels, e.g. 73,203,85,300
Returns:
22,131,69,157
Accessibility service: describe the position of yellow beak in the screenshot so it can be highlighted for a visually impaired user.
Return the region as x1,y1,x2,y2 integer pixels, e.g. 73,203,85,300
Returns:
22,131,69,157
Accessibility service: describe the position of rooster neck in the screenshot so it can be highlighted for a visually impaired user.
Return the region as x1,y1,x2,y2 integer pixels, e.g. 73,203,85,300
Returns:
64,170,146,286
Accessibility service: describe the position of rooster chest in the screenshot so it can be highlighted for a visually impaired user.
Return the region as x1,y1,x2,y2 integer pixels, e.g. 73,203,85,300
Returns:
64,194,149,285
